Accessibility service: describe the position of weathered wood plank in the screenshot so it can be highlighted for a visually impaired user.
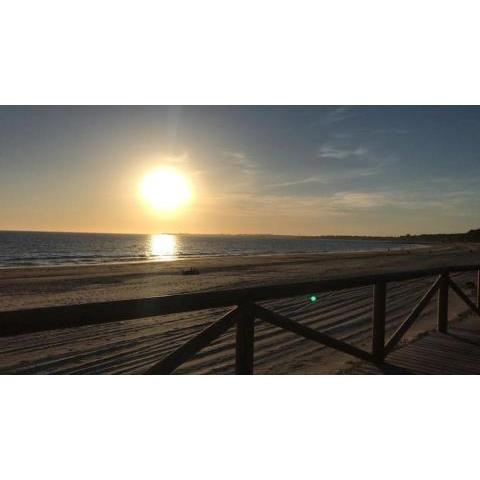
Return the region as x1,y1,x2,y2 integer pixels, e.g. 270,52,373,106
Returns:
349,327,480,374
437,273,449,333
477,269,480,308
372,282,386,362
1,264,480,337
235,303,255,374
145,307,241,374
384,276,441,355
255,305,373,362
449,277,480,318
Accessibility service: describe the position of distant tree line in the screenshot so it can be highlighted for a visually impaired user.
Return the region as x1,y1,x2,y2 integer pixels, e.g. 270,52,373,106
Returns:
303,228,480,244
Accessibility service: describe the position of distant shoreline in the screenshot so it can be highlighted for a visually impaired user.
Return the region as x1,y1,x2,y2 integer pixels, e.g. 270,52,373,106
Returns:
0,242,429,270
1,227,479,242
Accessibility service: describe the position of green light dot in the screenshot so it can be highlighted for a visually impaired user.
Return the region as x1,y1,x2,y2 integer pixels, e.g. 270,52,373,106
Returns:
310,295,317,303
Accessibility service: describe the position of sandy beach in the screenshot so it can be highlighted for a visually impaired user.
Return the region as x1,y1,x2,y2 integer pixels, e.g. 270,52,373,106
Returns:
1,243,480,374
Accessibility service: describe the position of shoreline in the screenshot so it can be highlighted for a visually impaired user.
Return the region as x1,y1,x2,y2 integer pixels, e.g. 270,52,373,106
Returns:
0,242,442,275
0,243,478,309
0,242,430,271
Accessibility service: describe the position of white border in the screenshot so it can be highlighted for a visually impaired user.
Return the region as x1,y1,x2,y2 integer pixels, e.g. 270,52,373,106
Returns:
2,1,480,479
1,376,479,480
1,0,479,105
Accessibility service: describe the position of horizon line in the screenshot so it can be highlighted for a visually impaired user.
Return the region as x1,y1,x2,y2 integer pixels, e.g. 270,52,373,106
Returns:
0,227,474,238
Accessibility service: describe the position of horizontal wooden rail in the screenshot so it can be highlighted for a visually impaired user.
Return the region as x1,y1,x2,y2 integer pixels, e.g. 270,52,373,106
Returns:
2,264,480,337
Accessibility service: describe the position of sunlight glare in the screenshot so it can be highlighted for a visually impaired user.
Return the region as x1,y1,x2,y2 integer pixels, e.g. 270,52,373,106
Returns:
149,234,177,260
140,168,192,212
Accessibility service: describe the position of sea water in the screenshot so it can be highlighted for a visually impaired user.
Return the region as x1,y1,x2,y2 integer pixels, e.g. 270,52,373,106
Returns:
0,231,416,268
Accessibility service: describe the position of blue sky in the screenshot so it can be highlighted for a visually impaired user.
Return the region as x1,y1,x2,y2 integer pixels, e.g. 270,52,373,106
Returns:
1,106,479,235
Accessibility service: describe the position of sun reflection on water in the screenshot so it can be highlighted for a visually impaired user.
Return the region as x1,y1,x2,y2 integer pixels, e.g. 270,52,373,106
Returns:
149,234,177,260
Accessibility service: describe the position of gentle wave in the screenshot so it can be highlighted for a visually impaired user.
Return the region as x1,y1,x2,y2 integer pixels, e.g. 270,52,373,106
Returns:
0,231,418,268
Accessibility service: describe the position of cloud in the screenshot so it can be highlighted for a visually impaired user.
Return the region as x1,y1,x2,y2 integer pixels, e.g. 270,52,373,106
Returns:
204,151,261,193
223,151,257,173
331,128,409,139
266,176,326,188
224,151,247,161
212,189,391,219
330,192,388,209
264,146,394,193
314,140,398,181
323,181,480,216
317,144,367,160
380,180,480,216
205,177,480,234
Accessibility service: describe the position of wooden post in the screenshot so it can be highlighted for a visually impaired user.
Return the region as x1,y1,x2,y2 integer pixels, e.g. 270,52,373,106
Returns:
372,281,386,363
235,302,255,374
437,273,449,333
477,269,480,309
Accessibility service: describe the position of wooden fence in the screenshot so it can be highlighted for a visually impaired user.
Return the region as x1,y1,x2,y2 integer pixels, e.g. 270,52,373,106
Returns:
1,264,480,374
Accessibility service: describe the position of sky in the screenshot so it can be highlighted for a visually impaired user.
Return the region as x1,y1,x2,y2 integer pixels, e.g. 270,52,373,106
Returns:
1,105,479,236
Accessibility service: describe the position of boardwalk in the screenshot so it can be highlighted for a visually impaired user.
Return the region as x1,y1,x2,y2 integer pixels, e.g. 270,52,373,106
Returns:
1,264,480,374
348,322,480,374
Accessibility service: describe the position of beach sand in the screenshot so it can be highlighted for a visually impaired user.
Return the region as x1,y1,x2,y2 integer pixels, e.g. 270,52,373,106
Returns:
1,243,480,374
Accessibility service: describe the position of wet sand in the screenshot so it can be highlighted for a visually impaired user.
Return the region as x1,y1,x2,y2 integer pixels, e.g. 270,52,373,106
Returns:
1,243,479,374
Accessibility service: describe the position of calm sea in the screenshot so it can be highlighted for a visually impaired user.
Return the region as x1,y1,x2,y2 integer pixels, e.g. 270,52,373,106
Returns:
0,231,414,268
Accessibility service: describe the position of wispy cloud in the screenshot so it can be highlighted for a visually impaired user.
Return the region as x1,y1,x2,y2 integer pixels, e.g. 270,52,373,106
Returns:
330,192,388,209
265,145,393,192
224,151,247,161
223,151,257,173
207,191,391,223
330,128,409,139
314,141,395,180
323,181,480,216
317,144,367,160
212,151,260,192
203,177,480,236
266,176,327,188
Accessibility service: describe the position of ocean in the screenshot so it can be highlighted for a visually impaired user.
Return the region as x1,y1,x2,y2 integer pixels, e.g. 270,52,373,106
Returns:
0,231,415,268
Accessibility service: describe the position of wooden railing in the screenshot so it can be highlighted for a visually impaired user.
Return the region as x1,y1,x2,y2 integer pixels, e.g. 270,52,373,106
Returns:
1,264,480,374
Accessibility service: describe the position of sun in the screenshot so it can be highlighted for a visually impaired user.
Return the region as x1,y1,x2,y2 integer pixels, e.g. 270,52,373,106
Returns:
140,168,192,212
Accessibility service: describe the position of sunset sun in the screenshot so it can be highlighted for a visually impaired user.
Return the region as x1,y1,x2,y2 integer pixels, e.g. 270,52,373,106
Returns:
140,168,192,213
